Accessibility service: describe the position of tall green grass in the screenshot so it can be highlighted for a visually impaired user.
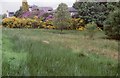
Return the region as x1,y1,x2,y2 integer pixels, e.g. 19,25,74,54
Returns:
0,29,2,77
2,29,118,76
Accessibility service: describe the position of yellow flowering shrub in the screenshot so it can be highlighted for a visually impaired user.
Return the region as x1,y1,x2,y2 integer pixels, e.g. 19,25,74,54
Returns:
2,17,43,28
41,19,56,29
34,16,38,19
71,18,85,30
3,17,19,28
3,17,91,31
76,26,85,31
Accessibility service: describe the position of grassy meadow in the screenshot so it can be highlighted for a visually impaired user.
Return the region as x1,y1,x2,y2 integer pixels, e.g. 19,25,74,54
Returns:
2,28,118,76
0,28,2,77
0,15,2,77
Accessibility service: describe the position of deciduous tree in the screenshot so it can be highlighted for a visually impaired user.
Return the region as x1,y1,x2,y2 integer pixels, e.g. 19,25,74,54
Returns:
22,0,29,12
53,3,72,32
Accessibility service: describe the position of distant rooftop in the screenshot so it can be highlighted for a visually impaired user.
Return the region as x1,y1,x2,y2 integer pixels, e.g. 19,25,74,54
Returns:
39,7,53,11
29,5,53,12
68,7,77,12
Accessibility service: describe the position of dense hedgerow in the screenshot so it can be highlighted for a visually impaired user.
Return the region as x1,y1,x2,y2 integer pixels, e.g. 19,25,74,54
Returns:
2,16,86,30
104,8,120,40
2,16,102,32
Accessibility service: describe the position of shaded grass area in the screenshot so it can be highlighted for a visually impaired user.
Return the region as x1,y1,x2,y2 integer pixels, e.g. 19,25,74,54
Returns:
2,29,118,76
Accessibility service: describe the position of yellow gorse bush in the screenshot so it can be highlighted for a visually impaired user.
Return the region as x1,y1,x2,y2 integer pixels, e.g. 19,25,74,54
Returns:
2,17,56,29
76,26,85,31
71,18,85,30
3,17,103,31
3,17,20,28
41,19,56,29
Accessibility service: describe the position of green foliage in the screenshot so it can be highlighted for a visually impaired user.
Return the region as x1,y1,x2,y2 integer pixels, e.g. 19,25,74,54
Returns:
2,14,7,19
14,7,23,17
0,15,2,25
107,2,120,12
53,3,72,31
22,0,29,12
104,8,120,39
73,2,109,24
85,22,98,39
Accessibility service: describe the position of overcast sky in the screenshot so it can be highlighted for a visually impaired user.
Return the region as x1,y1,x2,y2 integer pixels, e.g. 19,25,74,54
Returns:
0,0,76,14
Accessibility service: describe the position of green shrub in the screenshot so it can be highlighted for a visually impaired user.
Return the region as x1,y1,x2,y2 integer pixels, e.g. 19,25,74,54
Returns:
85,22,97,39
104,8,120,39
